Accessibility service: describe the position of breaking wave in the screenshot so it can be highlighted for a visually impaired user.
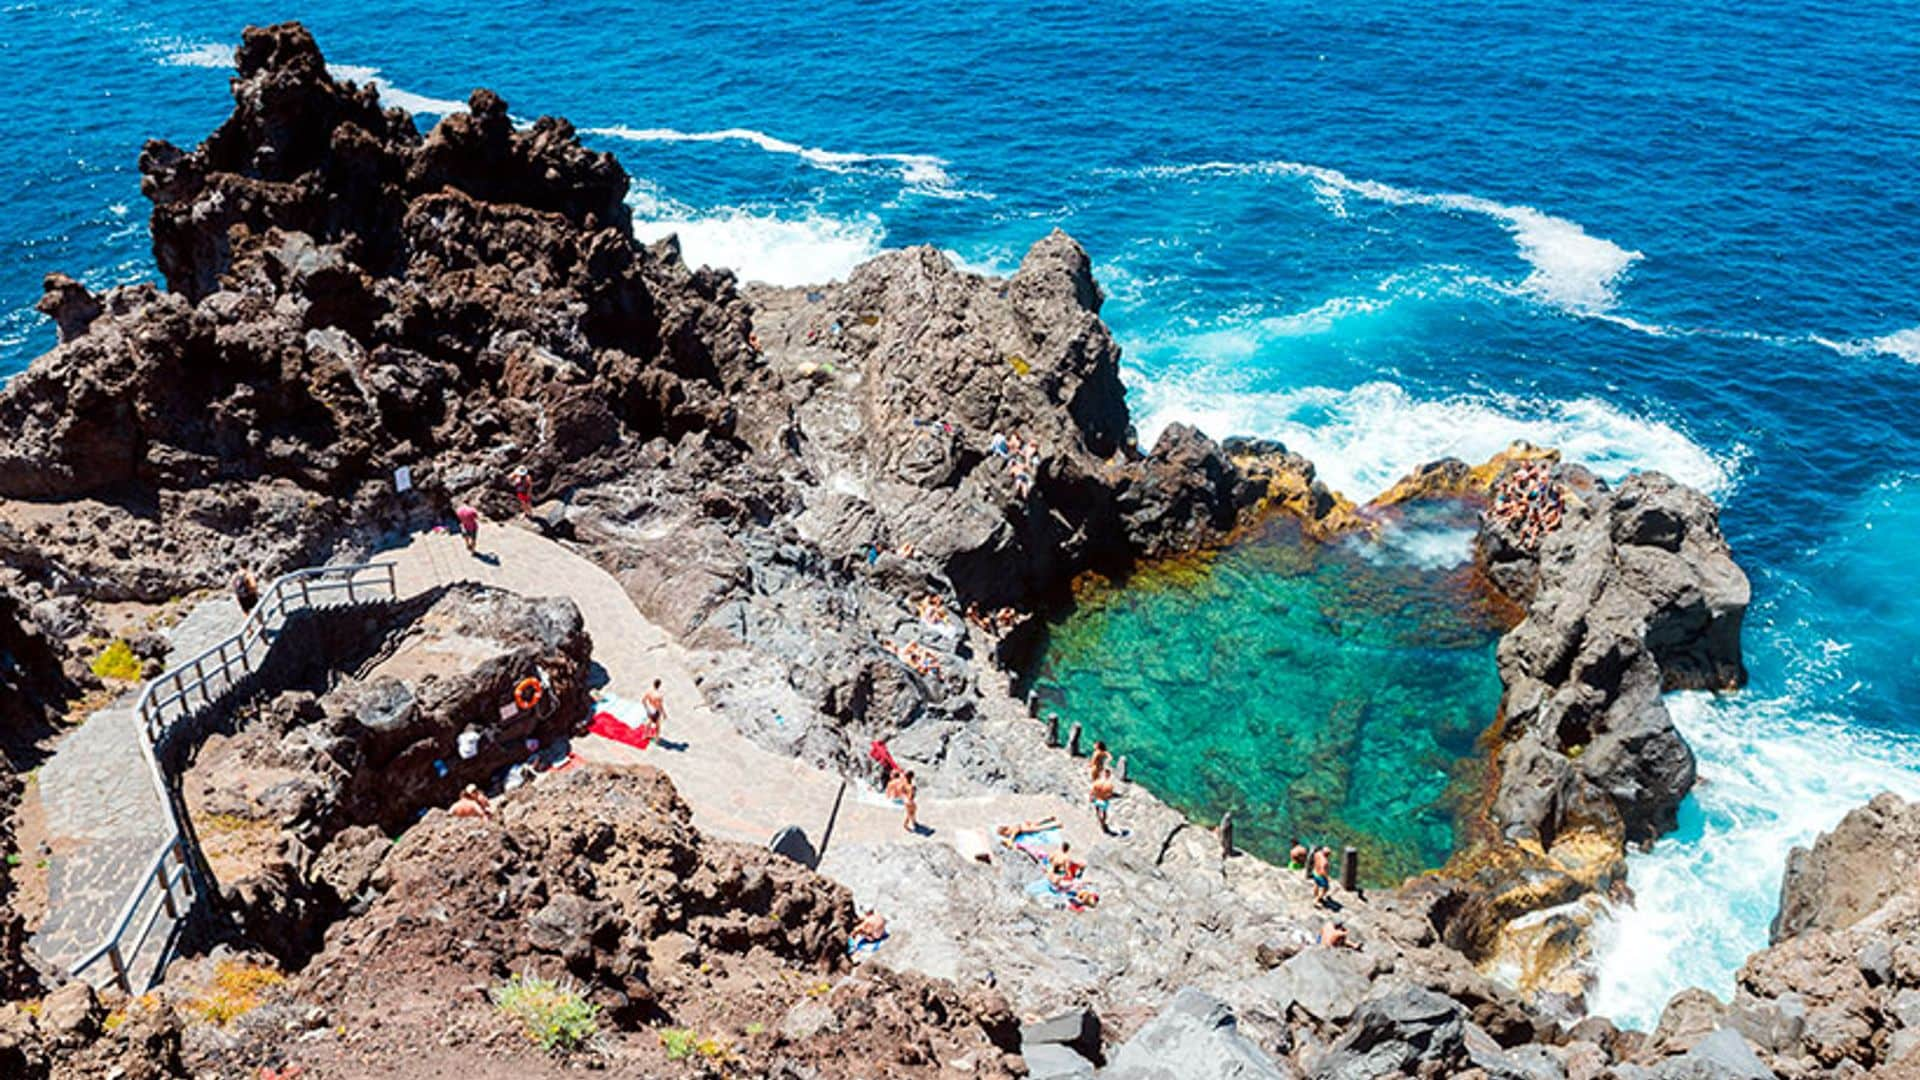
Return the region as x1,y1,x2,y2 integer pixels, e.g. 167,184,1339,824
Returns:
1128,158,1642,316
586,124,978,200
1126,377,1735,502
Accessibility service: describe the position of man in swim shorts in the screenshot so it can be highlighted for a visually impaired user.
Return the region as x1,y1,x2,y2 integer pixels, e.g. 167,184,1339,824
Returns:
1090,771,1117,834
1311,845,1332,907
642,677,666,739
852,910,887,946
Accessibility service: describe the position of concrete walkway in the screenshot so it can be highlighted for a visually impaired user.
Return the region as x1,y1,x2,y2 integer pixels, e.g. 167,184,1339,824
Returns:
29,599,248,989
381,521,1101,857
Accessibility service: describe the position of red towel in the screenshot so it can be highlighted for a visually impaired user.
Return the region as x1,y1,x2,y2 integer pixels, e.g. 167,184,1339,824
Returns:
589,711,654,750
869,739,900,775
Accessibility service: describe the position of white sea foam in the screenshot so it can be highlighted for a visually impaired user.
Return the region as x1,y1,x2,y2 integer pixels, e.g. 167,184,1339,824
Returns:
586,124,977,200
1177,295,1397,362
161,42,231,69
1131,159,1642,315
1129,377,1734,501
324,63,468,116
628,185,886,287
1812,325,1920,365
1588,691,1920,1029
1353,523,1479,570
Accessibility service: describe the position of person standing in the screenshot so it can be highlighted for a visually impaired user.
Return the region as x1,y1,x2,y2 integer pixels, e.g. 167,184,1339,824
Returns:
642,678,667,740
231,568,260,615
1088,740,1110,781
1090,770,1117,834
509,465,534,515
1310,846,1332,908
901,770,919,833
455,504,480,554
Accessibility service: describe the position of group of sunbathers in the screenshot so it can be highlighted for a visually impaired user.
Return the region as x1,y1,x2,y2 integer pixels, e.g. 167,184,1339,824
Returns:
916,593,950,625
883,767,920,832
996,815,1101,911
963,602,1023,636
1489,460,1565,548
883,638,943,677
992,430,1043,498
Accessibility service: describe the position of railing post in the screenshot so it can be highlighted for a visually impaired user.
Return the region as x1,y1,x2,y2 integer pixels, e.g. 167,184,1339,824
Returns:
300,579,311,608
1115,755,1128,782
107,944,129,995
1218,811,1234,859
159,858,178,919
1342,847,1360,893
1066,722,1083,756
346,575,356,603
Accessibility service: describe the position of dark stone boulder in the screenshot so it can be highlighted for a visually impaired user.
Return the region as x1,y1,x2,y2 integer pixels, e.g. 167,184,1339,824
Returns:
1312,987,1468,1080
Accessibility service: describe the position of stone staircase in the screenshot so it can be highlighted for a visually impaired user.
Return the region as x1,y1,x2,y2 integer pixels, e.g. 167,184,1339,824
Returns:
29,564,397,993
30,701,178,991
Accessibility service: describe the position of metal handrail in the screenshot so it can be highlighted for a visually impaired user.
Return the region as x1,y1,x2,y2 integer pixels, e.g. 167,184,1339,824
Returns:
68,560,398,993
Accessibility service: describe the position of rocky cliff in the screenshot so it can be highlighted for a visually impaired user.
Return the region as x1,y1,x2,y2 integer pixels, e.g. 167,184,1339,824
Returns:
1630,793,1920,1078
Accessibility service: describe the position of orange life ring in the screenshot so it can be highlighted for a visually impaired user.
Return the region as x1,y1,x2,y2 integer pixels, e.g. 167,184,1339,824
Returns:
514,677,544,711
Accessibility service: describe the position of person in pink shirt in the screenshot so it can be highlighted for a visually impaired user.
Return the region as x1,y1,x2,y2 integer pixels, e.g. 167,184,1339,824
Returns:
455,504,480,554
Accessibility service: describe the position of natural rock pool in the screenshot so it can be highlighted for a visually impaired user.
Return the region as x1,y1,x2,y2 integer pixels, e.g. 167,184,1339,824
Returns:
1030,503,1507,885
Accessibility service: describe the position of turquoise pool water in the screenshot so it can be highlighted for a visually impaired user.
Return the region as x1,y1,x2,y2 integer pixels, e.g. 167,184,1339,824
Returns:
1030,505,1506,886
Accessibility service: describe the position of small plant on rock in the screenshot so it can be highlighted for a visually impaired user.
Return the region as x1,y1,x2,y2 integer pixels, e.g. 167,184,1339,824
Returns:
89,639,143,682
189,960,286,1025
659,1027,698,1061
491,972,599,1053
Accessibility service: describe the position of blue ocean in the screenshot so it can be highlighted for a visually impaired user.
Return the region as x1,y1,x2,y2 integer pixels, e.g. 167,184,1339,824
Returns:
4,1,1917,1026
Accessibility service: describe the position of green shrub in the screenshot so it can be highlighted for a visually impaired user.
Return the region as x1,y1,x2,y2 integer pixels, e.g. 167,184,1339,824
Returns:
90,640,142,682
659,1027,698,1060
491,972,599,1053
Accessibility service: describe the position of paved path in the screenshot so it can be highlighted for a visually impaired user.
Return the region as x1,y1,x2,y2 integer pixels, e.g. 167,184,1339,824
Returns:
31,700,173,981
382,522,1100,857
29,599,248,988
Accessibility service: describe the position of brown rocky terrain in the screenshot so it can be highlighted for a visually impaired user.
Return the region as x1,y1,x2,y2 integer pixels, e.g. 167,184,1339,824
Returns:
2,18,1889,1080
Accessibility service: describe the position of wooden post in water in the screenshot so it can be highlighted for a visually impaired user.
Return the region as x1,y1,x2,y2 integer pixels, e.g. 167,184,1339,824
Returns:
1218,812,1234,859
1066,722,1082,757
1342,847,1360,893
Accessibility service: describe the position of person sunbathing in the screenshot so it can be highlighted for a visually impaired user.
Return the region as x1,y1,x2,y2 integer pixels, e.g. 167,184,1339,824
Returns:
449,784,492,819
853,910,888,944
996,816,1061,838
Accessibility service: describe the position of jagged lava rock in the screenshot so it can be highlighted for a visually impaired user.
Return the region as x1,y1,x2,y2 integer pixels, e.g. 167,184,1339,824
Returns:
1484,470,1749,847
